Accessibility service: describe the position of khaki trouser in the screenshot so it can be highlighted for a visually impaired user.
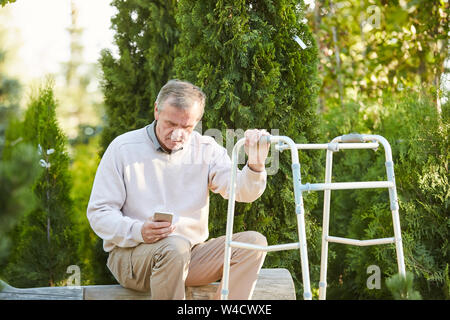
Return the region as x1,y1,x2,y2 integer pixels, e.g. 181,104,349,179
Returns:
106,231,267,300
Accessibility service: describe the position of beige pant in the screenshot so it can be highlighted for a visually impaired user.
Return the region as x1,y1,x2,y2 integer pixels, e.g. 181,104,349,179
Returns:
106,231,267,300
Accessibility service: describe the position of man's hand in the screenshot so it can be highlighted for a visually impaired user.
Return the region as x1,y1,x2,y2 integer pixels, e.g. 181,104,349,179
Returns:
141,219,176,244
244,129,270,172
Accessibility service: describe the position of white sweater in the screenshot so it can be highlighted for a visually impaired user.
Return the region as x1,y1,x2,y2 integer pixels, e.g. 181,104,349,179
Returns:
87,124,267,252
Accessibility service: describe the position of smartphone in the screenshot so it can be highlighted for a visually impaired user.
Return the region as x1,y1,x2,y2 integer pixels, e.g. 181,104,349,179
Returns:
153,212,173,224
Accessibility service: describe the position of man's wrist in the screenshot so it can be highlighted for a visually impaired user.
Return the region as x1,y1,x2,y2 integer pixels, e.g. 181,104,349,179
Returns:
248,162,265,172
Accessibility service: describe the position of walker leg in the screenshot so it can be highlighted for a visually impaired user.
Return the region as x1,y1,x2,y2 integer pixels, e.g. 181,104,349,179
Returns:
296,209,312,300
385,160,406,277
319,150,333,300
292,163,312,300
392,208,406,276
221,147,239,300
221,238,232,300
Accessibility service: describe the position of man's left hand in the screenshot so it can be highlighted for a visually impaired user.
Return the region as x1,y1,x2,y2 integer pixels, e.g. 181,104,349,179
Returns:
244,129,270,172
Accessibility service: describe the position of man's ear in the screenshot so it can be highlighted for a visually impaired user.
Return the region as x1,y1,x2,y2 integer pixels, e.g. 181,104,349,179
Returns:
197,109,204,122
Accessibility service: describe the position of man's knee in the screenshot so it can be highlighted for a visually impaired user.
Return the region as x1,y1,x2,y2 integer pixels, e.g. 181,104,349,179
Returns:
123,236,190,294
239,231,268,247
156,235,191,264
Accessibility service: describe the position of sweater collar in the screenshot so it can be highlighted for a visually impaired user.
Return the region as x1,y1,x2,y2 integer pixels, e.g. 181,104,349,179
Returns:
146,120,183,154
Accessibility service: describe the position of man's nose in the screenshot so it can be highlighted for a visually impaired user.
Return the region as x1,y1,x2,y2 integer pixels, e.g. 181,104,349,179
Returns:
171,128,188,140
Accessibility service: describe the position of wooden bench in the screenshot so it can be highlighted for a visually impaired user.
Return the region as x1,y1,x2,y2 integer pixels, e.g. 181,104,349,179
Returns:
0,268,295,300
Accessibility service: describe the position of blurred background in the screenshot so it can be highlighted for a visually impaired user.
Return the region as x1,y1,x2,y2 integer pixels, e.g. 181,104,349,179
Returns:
0,0,115,141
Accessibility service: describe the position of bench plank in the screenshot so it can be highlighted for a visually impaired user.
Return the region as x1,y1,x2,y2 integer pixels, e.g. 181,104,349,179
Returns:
0,280,83,300
1,268,296,300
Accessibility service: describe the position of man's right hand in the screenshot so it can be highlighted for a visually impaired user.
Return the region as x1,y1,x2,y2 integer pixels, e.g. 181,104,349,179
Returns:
141,219,176,244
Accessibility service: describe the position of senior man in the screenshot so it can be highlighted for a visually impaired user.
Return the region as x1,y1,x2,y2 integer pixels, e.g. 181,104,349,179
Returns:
87,79,270,300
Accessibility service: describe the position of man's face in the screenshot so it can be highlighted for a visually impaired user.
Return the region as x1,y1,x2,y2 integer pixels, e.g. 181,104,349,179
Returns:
154,97,203,151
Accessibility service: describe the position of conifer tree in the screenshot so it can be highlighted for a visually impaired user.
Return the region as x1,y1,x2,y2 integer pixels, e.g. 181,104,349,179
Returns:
0,118,41,271
4,82,79,287
99,0,178,155
386,272,422,300
174,0,323,296
0,47,41,271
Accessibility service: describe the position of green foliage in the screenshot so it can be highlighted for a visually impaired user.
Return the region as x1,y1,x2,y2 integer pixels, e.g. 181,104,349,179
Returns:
0,44,39,278
3,82,80,287
308,0,448,108
308,1,448,299
99,0,179,156
69,134,116,285
0,46,22,156
386,272,422,300
174,0,323,298
0,0,16,8
320,91,449,299
0,122,41,265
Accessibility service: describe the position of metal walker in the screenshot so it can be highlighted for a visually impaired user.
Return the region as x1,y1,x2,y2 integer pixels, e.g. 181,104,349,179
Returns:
317,134,406,300
220,133,406,300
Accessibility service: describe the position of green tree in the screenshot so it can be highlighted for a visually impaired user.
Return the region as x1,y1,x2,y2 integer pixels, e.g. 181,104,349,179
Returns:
0,117,41,268
307,0,448,112
386,272,422,300
99,0,179,156
174,0,323,298
0,80,41,275
0,42,39,273
69,134,108,285
3,82,80,287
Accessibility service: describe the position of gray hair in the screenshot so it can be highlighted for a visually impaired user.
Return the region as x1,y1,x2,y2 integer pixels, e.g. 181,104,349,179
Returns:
155,79,206,116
